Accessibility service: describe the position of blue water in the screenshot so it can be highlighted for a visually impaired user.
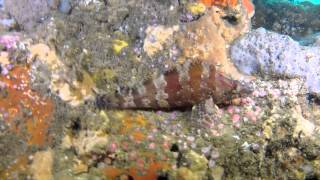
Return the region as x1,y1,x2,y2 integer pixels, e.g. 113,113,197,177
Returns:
293,0,320,4
277,0,320,4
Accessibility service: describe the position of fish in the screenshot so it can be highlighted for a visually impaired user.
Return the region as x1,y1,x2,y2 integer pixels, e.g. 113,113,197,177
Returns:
95,0,254,110
95,62,250,109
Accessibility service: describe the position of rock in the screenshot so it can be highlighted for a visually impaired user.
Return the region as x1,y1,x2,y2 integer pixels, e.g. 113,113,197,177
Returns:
183,150,208,179
47,0,60,9
293,106,315,138
112,39,129,54
4,0,50,31
143,25,179,57
29,43,96,106
0,51,9,64
313,159,320,177
186,3,206,15
3,1,320,179
252,0,320,39
77,0,105,11
231,28,320,94
185,150,208,171
73,159,88,174
172,150,209,179
174,4,253,81
176,167,199,180
0,11,17,31
30,149,54,180
71,130,108,156
61,134,72,149
298,32,320,46
90,0,255,109
59,0,72,14
210,166,224,180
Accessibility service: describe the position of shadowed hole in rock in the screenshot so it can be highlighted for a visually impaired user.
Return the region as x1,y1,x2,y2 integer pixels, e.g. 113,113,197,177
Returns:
170,143,179,152
304,174,319,180
306,93,320,105
116,174,134,180
222,15,238,25
70,117,81,134
157,172,169,180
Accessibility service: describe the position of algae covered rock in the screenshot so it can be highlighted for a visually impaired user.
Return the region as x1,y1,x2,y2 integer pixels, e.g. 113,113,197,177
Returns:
4,0,51,31
30,149,54,180
65,130,108,156
1,0,320,179
185,150,208,171
175,150,208,180
252,0,320,39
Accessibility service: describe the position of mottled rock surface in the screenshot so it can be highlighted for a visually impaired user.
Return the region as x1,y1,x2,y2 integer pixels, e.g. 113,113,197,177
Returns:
0,0,320,179
4,0,50,31
252,0,320,39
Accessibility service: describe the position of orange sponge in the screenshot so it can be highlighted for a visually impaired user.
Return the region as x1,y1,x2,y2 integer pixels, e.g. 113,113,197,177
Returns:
199,0,238,7
242,0,254,15
198,0,254,15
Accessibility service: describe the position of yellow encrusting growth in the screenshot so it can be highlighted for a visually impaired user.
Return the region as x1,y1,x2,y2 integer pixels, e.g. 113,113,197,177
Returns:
112,39,129,54
187,3,206,15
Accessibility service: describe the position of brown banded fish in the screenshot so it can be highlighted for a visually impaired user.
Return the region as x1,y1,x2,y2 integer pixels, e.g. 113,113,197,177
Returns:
96,0,254,109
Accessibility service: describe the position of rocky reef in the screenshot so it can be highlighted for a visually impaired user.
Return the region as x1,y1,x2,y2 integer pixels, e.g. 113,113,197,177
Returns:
0,0,320,179
252,0,320,40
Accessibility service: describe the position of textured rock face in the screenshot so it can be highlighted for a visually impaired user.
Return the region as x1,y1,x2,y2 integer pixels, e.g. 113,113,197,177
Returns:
231,28,320,93
299,32,320,46
30,150,54,180
199,0,255,17
2,1,320,179
141,1,254,80
96,2,254,109
4,0,50,31
175,5,252,80
252,0,320,39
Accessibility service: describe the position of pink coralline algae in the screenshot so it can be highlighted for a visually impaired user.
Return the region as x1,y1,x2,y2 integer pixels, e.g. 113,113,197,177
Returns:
232,114,241,123
0,34,20,49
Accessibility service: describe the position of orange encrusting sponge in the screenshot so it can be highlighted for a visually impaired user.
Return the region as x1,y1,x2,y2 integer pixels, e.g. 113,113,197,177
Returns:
198,0,254,15
199,0,238,7
242,0,254,15
0,66,54,146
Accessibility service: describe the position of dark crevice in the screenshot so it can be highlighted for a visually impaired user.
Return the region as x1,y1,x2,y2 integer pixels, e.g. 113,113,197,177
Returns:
222,15,238,25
